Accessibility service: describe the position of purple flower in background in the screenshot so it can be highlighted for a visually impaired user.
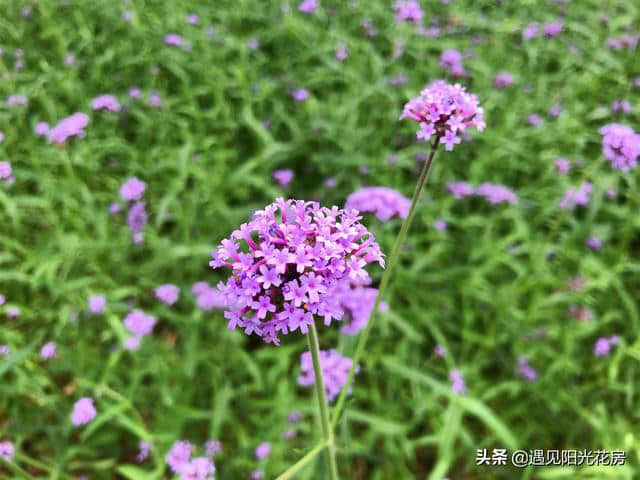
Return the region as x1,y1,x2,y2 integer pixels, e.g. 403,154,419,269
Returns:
291,88,309,102
543,22,563,37
475,183,518,205
388,74,408,86
209,198,384,345
204,440,222,457
0,295,4,306
123,336,141,351
255,442,271,460
127,201,147,244
393,0,424,24
48,113,89,144
569,305,593,322
148,92,163,107
137,441,152,463
599,124,640,171
338,281,379,335
71,397,96,426
7,95,28,107
345,187,410,221
155,284,180,306
335,43,348,61
120,177,146,202
91,94,121,112
522,23,539,40
528,114,542,127
0,132,3,143
88,295,106,314
493,72,514,89
124,309,156,337
194,283,227,311
250,470,264,480
634,77,640,88
7,307,19,318
288,411,302,423
248,38,260,50
0,162,12,182
607,34,639,50
555,157,571,173
587,236,603,251
517,356,537,381
549,103,564,117
434,344,446,357
166,440,194,473
35,122,50,137
0,441,14,462
434,219,448,231
164,34,183,46
439,50,466,77
109,202,122,214
298,349,358,402
612,100,632,114
0,345,9,356
40,341,57,359
558,182,593,210
447,182,475,199
186,14,200,24
401,80,485,149
449,369,466,395
594,336,620,356
129,87,142,99
177,457,215,480
273,169,294,187
298,0,318,13
64,53,75,66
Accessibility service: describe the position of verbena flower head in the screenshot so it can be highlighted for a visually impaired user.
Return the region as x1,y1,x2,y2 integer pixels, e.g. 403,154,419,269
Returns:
345,187,410,221
91,94,121,112
0,162,12,181
124,309,156,337
393,0,424,24
555,157,571,173
136,441,152,463
607,34,639,50
166,440,194,473
335,43,348,61
40,341,57,359
193,282,227,311
48,113,89,144
449,369,466,395
210,198,384,345
474,183,518,205
543,22,563,37
401,80,485,150
493,72,514,89
447,181,474,199
7,95,28,107
120,177,146,201
164,34,183,46
178,457,215,480
35,122,50,137
522,23,539,40
298,0,318,13
155,284,180,305
594,336,619,357
439,50,465,77
204,440,222,457
88,294,106,314
337,280,379,335
149,92,163,107
517,356,537,381
558,182,592,210
298,349,358,402
71,397,96,426
611,100,632,114
254,442,271,460
250,470,264,480
291,88,309,102
0,441,14,462
587,236,603,251
0,345,10,356
273,169,294,187
599,123,640,171
127,201,147,244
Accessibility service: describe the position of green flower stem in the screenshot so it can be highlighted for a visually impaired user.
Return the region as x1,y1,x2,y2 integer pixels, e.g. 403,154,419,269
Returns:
331,138,441,430
274,441,327,480
308,320,340,480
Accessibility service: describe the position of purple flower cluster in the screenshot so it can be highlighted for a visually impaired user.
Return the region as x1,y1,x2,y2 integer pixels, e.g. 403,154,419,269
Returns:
599,124,640,171
273,169,294,187
166,441,194,473
71,397,97,426
209,198,384,345
558,182,592,210
594,336,620,357
449,369,466,395
120,177,146,201
611,100,632,114
155,284,180,306
555,157,571,174
345,187,410,221
35,122,50,137
517,356,537,381
7,95,28,107
447,182,517,205
91,94,121,112
0,441,14,462
136,441,152,463
587,236,603,251
606,34,639,50
119,177,148,244
439,50,466,77
298,0,318,13
401,80,485,150
0,161,13,183
204,440,222,457
48,113,90,144
336,280,379,335
40,341,57,359
254,442,271,460
192,282,227,311
88,294,106,314
164,34,183,46
392,0,424,24
493,72,514,89
335,43,348,61
298,349,357,402
177,457,216,480
569,304,593,322
123,309,156,350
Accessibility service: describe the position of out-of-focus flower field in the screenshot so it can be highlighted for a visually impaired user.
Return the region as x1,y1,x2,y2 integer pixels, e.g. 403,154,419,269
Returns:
1,0,640,479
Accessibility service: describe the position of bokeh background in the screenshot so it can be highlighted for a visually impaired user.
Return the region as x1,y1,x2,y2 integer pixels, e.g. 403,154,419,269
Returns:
1,0,640,478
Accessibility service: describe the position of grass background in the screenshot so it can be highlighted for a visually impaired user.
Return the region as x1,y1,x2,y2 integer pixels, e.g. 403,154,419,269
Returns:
1,0,640,478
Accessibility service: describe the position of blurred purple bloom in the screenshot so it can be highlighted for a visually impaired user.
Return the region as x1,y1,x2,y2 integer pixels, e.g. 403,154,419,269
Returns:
35,122,50,137
248,38,260,50
345,186,410,221
273,169,294,187
250,470,264,480
109,202,122,214
493,72,514,89
91,94,120,112
475,183,518,205
164,34,183,46
543,22,563,37
434,344,446,357
0,345,9,356
64,53,75,66
439,50,466,76
517,356,537,381
291,88,309,102
204,439,222,456
87,295,106,314
599,124,640,171
48,113,89,144
71,397,96,426
0,162,12,181
124,309,156,337
166,440,194,473
434,219,447,231
298,349,358,402
558,182,593,210
186,14,200,24
155,284,180,305
177,457,215,480
298,0,318,13
587,236,603,251
0,441,14,462
555,157,571,173
449,369,466,395
254,442,271,460
129,87,142,99
7,95,28,107
548,103,563,117
288,411,302,423
388,74,408,86
40,341,57,359
335,42,348,61
611,100,632,114
447,182,475,199
7,307,19,318
606,34,639,50
528,114,542,127
594,336,619,356
136,441,152,463
120,177,146,202
522,23,539,40
393,0,423,24
149,92,163,107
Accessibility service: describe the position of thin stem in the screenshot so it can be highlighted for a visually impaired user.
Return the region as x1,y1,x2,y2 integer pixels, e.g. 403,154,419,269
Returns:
307,320,340,480
331,138,440,429
274,441,327,480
